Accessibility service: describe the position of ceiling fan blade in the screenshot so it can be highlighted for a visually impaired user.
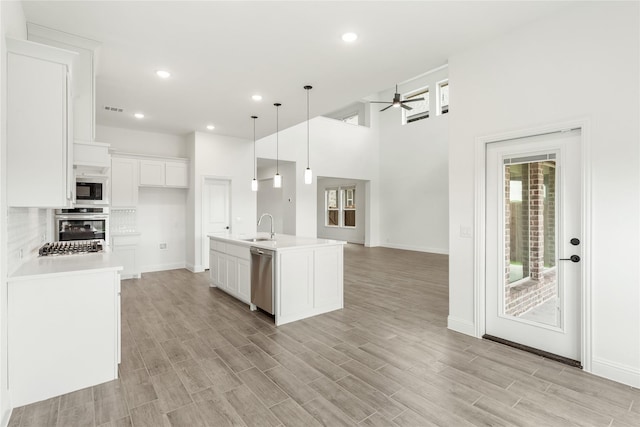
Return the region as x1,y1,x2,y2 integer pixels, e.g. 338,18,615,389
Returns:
369,101,392,104
402,98,424,103
380,104,394,112
401,104,413,111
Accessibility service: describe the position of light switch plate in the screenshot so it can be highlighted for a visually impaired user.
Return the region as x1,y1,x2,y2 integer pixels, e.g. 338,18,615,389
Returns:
460,226,473,238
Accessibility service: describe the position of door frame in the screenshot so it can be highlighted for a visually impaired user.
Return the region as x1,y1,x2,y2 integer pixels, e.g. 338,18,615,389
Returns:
473,118,592,371
201,176,232,271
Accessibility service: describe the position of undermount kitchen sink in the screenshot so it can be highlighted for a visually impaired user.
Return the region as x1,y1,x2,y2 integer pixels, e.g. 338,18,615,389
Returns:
243,237,273,242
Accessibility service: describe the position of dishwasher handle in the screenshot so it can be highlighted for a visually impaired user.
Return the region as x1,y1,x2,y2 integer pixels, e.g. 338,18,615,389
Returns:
250,247,273,257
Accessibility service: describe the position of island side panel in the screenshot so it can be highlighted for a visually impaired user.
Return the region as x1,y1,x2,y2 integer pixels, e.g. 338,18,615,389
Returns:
276,244,344,326
8,270,119,406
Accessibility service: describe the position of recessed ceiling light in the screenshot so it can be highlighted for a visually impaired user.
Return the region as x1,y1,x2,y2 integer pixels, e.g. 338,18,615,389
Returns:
134,112,145,119
252,95,262,101
156,70,171,79
342,32,358,42
206,124,215,130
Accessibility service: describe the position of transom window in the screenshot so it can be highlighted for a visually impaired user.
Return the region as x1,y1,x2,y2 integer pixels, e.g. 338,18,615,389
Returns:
403,87,429,124
325,186,356,228
437,80,449,115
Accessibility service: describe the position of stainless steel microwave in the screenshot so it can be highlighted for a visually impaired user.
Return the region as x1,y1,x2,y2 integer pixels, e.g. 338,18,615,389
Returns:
75,176,108,205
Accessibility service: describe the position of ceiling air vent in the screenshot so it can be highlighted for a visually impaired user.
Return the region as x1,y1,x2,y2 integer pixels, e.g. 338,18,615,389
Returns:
103,105,124,113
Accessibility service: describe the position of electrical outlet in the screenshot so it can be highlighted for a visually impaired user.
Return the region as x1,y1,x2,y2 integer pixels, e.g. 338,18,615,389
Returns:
159,243,168,250
460,226,473,238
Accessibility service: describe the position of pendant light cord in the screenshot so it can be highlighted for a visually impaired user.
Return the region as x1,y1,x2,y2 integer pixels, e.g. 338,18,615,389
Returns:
276,104,279,174
307,88,310,168
252,116,256,180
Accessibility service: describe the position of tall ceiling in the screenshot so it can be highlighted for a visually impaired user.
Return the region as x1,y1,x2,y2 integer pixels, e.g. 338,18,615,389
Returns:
21,1,572,140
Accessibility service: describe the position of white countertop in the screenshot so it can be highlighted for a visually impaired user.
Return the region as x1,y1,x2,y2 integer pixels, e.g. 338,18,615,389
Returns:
9,251,124,282
208,232,345,251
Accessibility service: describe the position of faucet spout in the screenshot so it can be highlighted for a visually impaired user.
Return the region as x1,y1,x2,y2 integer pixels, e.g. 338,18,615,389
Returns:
257,213,275,239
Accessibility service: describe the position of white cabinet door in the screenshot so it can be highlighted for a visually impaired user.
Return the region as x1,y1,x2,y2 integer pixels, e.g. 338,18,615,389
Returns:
139,160,165,186
165,161,188,187
7,47,73,207
278,250,314,318
226,256,238,294
209,250,220,286
217,253,228,289
237,259,251,303
74,141,110,168
111,157,138,207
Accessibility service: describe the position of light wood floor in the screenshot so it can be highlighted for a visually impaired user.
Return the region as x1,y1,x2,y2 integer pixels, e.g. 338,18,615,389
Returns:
9,244,640,426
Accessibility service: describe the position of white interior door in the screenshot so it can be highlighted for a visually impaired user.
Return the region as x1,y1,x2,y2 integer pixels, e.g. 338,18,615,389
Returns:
202,179,230,269
485,130,582,362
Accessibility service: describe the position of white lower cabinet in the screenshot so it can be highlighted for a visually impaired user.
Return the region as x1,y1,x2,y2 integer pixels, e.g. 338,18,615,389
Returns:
8,269,121,406
209,241,250,304
111,234,141,279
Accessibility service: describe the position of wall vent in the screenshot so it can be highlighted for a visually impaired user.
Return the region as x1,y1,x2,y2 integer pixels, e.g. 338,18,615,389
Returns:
103,105,124,113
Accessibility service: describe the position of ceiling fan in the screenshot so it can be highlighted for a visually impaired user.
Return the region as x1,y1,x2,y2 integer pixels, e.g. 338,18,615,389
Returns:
370,85,424,112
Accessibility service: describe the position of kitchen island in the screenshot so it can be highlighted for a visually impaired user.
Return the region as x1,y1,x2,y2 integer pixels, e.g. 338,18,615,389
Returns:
208,233,345,326
8,252,123,406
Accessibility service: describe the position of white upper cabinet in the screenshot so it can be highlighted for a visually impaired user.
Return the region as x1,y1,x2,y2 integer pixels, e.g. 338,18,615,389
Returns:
28,23,100,143
6,38,77,208
111,157,138,207
139,159,188,188
74,141,110,170
139,160,165,187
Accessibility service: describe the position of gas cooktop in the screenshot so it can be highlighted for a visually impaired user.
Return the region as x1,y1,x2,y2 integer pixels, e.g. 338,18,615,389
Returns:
38,240,104,257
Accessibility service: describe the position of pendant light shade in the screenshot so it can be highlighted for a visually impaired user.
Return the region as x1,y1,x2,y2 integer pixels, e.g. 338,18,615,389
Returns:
304,85,313,185
251,116,258,192
273,103,282,189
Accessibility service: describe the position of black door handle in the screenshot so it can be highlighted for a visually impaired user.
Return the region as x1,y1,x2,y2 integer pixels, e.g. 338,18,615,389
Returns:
560,255,580,263
570,238,580,246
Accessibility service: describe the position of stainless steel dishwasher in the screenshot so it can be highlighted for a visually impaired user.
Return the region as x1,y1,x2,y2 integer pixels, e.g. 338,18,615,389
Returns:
250,247,274,314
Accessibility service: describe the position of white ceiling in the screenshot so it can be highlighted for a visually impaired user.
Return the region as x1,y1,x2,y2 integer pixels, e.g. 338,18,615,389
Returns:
21,1,571,140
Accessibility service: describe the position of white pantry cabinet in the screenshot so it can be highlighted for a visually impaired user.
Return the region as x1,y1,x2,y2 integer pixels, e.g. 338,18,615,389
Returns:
209,240,251,304
139,159,188,188
111,157,139,207
27,23,100,143
6,38,77,208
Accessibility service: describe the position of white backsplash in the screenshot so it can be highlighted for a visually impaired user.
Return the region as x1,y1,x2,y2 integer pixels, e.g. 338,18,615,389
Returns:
111,208,137,233
7,207,48,275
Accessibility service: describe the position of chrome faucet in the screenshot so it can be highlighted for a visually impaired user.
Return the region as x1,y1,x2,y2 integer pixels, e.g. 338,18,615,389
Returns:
257,213,275,239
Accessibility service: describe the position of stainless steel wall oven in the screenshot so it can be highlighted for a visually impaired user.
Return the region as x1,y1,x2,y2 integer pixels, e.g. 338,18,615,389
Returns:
55,207,109,242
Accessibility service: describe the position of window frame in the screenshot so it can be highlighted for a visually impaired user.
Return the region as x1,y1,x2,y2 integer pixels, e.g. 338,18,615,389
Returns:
437,79,449,116
324,185,357,228
402,86,430,125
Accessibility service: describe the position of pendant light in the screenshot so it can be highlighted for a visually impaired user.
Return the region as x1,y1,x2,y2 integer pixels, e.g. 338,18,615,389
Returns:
273,103,282,188
304,85,313,185
251,115,258,192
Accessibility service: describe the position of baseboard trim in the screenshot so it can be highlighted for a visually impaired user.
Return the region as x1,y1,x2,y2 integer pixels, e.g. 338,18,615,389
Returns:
447,315,476,337
591,357,640,388
2,408,11,427
382,243,449,255
139,262,186,274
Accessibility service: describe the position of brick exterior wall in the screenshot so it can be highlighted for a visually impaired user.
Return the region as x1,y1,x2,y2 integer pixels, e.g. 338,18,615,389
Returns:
504,161,557,318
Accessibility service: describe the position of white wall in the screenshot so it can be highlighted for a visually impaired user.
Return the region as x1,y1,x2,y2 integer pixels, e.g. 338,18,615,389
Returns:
187,132,255,271
97,125,189,272
377,67,449,254
256,113,381,244
317,178,366,244
448,2,640,387
96,125,188,158
257,160,296,235
137,188,187,273
1,1,28,423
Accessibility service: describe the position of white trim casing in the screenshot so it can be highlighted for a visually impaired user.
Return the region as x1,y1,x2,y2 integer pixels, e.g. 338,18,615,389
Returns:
471,118,592,372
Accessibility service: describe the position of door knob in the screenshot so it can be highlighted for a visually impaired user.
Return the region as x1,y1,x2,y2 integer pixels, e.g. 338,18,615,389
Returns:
570,238,580,246
560,255,580,263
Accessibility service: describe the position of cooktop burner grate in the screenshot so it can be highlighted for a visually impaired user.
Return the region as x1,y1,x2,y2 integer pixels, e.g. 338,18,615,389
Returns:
38,240,104,257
